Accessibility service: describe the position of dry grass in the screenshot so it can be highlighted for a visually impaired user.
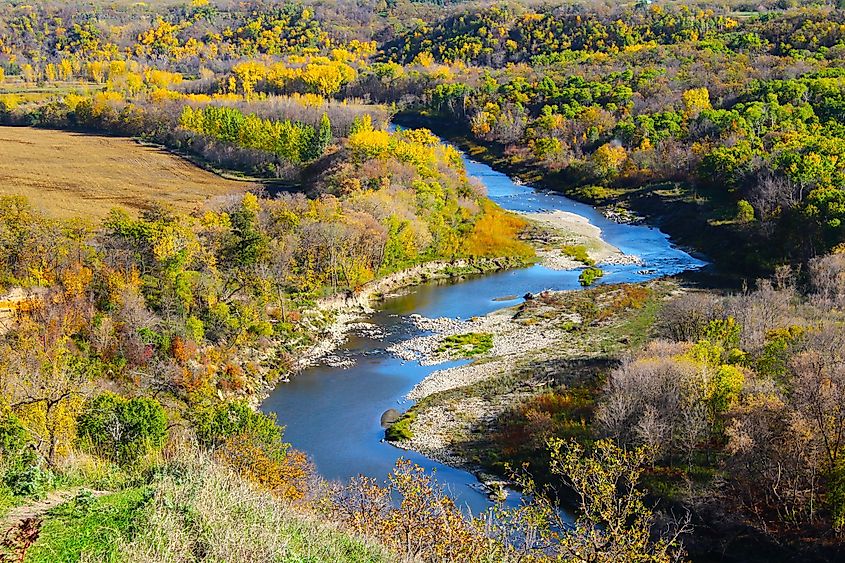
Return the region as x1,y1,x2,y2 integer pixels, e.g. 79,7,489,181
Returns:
0,126,254,221
117,450,395,563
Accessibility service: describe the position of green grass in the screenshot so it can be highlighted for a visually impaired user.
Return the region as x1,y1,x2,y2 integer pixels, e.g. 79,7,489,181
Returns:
601,290,663,352
436,332,494,358
560,245,595,266
385,411,416,441
25,488,149,563
568,184,621,203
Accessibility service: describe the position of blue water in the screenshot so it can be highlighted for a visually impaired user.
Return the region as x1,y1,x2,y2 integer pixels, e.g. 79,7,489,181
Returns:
261,139,705,516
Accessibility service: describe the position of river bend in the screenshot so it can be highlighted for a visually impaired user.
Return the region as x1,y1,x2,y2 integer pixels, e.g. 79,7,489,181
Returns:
262,138,705,514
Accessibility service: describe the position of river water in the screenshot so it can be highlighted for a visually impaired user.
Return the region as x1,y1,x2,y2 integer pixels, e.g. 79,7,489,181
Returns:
261,140,706,516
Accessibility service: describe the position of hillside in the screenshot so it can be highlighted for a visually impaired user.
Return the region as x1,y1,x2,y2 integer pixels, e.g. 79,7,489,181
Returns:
0,1,844,561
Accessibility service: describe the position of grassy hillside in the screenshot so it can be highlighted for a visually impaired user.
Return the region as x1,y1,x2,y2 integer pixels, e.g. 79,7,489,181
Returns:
21,452,393,563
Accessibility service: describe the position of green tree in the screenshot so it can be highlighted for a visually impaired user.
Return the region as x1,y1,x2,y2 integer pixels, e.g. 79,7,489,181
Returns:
76,393,168,464
225,193,269,268
191,400,286,461
736,199,755,223
317,112,332,154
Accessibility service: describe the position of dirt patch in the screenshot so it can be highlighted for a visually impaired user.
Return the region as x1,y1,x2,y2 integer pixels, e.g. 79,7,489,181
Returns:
2,488,109,528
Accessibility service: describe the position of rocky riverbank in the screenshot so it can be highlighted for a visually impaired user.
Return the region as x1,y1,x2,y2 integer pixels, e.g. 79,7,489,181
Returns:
386,280,680,490
287,255,531,373
290,203,641,376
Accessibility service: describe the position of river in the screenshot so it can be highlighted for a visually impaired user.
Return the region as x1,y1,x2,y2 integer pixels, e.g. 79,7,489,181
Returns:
261,137,706,516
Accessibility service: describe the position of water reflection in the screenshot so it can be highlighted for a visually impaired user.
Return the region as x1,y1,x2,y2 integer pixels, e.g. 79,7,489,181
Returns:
261,135,705,516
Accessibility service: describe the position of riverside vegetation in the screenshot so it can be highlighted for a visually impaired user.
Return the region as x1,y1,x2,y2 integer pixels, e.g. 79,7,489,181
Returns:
390,262,845,562
0,0,844,561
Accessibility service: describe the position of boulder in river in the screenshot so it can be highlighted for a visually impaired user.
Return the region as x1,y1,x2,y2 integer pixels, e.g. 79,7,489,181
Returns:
380,408,402,428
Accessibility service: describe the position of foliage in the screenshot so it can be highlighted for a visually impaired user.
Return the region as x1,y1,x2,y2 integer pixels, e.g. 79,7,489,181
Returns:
191,401,286,461
493,387,597,480
327,458,503,562
0,413,29,465
578,266,604,287
607,271,845,538
384,411,416,442
736,199,755,223
549,439,689,562
560,245,594,266
215,434,311,501
76,393,167,465
179,105,320,163
5,0,845,557
463,203,533,258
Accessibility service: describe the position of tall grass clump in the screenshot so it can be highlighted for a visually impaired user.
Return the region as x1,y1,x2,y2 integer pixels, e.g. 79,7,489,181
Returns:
115,449,391,562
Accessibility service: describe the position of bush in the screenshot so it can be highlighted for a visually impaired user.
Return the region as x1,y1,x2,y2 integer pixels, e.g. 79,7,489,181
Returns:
736,199,755,223
579,266,605,287
3,461,54,498
0,413,29,462
561,245,595,266
185,316,205,341
77,393,168,465
192,402,310,500
0,413,53,498
191,401,286,461
570,185,615,203
216,435,312,501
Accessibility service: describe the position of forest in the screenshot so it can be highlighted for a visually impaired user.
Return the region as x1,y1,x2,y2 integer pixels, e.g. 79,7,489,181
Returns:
0,0,844,561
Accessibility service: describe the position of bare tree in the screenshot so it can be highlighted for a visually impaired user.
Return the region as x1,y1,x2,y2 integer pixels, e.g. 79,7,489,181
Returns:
808,254,845,309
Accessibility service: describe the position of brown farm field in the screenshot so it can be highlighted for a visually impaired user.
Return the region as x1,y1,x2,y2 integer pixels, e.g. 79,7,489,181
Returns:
0,126,254,220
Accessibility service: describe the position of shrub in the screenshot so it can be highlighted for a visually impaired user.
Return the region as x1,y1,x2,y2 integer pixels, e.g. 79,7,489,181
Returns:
185,316,205,342
579,266,604,286
191,401,286,461
570,185,615,202
736,199,755,223
561,245,594,266
327,459,500,561
0,412,54,498
3,461,54,498
216,435,311,501
0,413,29,462
77,393,168,465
